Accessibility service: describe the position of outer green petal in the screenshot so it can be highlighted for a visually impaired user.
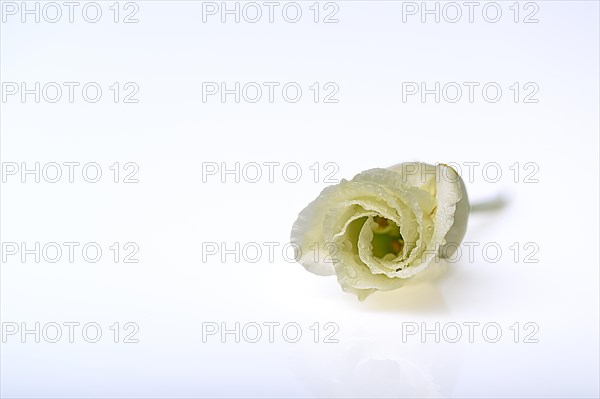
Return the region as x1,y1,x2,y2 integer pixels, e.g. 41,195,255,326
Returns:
387,162,469,276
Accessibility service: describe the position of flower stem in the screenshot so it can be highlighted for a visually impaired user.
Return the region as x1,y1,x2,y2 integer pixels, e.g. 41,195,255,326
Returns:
470,194,508,213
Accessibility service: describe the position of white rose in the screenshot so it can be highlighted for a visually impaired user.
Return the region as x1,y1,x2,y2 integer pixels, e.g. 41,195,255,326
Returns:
290,162,470,300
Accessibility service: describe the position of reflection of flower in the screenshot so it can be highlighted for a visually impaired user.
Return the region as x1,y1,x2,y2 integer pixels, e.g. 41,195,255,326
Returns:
291,162,469,300
292,340,447,398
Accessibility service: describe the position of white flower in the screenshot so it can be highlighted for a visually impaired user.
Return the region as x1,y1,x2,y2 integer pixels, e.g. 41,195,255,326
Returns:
291,162,470,300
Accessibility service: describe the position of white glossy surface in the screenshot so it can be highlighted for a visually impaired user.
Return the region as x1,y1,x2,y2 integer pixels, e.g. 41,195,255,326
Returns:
1,1,598,397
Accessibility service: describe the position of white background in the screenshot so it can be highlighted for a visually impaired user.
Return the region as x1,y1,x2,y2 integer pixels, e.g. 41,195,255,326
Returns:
1,1,599,397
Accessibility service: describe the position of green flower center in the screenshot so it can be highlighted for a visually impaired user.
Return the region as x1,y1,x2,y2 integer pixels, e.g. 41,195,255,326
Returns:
371,216,404,259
